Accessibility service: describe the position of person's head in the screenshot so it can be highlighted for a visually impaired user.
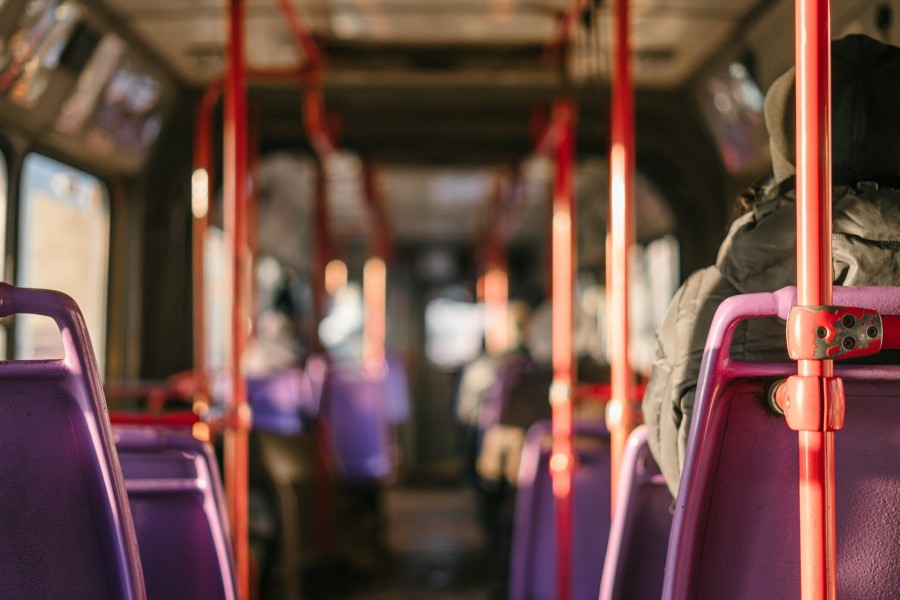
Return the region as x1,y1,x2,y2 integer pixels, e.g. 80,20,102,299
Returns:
764,34,900,186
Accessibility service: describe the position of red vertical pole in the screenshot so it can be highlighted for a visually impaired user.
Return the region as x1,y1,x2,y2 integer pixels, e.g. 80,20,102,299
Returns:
311,162,329,352
795,1,837,598
549,98,575,600
606,0,639,515
311,160,335,559
484,239,509,356
224,0,251,597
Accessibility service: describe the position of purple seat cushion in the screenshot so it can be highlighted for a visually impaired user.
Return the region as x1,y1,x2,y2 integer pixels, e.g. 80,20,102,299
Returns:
325,368,392,480
510,420,611,600
384,351,411,424
247,367,312,435
599,426,672,600
115,426,236,600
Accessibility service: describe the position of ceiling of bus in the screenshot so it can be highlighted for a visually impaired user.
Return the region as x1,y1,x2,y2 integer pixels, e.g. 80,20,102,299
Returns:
102,0,760,88
95,0,764,248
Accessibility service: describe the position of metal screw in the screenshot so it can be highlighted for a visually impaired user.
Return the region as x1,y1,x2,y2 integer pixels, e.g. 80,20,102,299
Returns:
842,337,856,350
867,326,879,338
816,327,828,338
842,314,856,328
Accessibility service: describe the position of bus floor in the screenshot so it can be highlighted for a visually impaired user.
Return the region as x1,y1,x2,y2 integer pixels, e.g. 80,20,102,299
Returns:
296,485,500,599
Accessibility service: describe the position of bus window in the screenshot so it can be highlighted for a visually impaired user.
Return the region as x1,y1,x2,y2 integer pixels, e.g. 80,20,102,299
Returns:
16,153,109,370
0,0,83,108
204,226,231,373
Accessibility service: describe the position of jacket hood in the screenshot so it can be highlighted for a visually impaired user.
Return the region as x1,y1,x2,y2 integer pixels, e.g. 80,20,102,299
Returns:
764,34,900,185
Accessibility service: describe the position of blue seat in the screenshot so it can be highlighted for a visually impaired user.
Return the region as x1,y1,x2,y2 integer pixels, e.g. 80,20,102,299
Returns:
664,286,900,599
509,419,611,600
599,425,672,600
0,283,145,599
115,426,237,600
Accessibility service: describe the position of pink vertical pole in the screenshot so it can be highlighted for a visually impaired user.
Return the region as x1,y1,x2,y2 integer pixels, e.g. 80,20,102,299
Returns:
549,98,575,600
606,0,638,515
223,0,251,597
795,1,837,598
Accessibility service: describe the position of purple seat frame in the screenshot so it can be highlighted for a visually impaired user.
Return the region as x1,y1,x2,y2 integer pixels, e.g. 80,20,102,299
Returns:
664,286,900,599
115,426,237,600
0,284,145,599
510,419,611,600
598,425,672,600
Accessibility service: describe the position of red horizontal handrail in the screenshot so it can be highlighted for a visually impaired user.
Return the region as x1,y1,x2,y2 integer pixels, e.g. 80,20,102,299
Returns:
109,412,201,427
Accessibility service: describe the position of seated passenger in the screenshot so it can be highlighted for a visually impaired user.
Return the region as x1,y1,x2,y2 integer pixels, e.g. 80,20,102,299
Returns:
642,34,900,497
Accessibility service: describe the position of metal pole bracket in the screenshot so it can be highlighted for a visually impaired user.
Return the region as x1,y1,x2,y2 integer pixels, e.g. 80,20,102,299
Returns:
787,305,882,360
774,375,845,432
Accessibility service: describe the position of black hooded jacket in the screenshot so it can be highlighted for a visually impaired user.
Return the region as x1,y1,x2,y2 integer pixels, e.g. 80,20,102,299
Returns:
642,35,900,497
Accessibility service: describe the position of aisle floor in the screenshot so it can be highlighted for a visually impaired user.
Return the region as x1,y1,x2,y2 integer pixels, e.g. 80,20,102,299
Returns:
348,486,497,600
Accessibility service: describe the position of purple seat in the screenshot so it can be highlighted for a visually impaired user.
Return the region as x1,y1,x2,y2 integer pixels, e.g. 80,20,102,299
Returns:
479,355,534,430
664,286,900,599
598,426,672,600
304,352,329,415
114,426,237,600
248,366,315,435
0,284,145,599
384,351,411,424
510,419,611,600
324,364,392,480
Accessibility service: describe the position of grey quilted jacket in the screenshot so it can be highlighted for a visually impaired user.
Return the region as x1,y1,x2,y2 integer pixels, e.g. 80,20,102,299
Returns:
642,34,900,497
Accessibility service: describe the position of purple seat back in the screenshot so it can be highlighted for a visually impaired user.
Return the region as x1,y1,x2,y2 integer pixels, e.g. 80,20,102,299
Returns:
384,351,411,424
305,353,329,412
0,284,145,599
598,426,672,600
510,419,611,600
479,355,533,430
665,286,900,599
247,367,315,435
115,426,237,600
324,365,392,480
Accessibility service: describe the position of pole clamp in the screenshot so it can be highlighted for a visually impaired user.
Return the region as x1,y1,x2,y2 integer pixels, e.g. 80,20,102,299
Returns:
227,403,254,432
786,305,882,360
773,375,845,432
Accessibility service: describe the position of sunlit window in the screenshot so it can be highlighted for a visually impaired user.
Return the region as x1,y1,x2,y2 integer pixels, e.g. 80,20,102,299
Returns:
16,153,109,369
700,61,768,173
0,0,85,109
204,226,231,373
630,235,680,374
425,297,485,369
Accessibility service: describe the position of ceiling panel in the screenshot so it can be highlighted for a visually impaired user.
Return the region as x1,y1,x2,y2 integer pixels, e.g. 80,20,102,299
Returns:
100,0,763,88
383,167,495,243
